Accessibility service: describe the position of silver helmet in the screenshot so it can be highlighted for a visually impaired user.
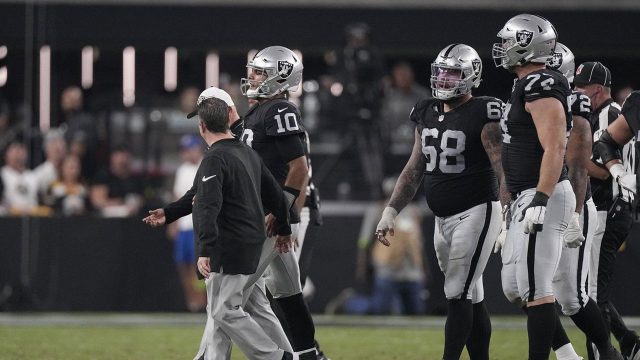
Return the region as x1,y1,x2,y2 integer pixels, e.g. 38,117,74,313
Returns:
546,42,575,83
430,44,482,100
241,46,303,99
492,14,557,69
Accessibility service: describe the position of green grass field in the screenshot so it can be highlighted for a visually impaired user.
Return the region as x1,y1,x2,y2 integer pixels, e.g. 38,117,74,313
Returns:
0,317,599,360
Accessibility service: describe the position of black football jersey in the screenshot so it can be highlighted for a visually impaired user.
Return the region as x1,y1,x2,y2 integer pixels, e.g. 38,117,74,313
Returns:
410,96,501,217
240,98,308,185
622,91,640,134
501,69,572,194
570,90,593,202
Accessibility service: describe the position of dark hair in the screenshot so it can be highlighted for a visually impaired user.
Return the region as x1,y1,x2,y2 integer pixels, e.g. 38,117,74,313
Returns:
197,97,229,133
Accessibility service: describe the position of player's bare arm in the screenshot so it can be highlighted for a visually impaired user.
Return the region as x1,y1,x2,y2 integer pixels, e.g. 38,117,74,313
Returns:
565,116,592,213
284,155,310,213
526,97,568,196
481,121,510,207
388,130,427,211
586,159,611,180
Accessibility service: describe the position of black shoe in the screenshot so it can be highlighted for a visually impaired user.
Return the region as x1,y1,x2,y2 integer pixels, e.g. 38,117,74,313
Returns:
625,339,640,360
600,346,624,360
299,351,316,360
314,340,331,360
281,351,293,360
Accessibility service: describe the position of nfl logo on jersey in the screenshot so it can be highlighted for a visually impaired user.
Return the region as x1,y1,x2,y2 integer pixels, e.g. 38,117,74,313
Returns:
277,61,293,78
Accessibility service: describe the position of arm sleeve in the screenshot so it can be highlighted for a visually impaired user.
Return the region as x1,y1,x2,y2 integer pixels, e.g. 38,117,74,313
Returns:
193,156,224,257
164,185,196,224
260,160,291,236
622,91,640,135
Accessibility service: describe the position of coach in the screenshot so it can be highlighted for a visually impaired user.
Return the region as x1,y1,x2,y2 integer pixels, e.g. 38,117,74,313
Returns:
192,94,294,360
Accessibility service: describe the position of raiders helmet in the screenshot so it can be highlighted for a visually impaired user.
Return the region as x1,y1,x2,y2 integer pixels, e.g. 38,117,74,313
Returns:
241,46,303,99
430,44,482,101
546,42,575,83
492,14,557,69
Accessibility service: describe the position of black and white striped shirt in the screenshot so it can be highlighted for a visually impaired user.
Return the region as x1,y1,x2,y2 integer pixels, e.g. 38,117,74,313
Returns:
590,98,636,210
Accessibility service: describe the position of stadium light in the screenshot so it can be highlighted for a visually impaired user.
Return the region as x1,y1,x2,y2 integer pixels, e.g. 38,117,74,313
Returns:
123,46,135,107
164,46,177,92
39,45,51,132
81,46,94,89
206,51,219,88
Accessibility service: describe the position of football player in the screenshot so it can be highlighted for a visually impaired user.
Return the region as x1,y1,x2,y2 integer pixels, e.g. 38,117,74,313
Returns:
547,43,624,360
592,91,640,360
493,14,581,360
376,44,506,360
239,45,320,360
573,60,640,360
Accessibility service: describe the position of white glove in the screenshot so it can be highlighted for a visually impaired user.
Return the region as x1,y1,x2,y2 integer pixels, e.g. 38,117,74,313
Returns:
519,192,548,234
610,163,636,194
494,204,511,254
375,207,397,246
564,212,585,248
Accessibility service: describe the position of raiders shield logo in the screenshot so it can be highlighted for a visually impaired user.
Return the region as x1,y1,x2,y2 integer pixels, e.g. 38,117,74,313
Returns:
516,30,534,47
471,59,481,73
277,61,293,78
548,52,563,70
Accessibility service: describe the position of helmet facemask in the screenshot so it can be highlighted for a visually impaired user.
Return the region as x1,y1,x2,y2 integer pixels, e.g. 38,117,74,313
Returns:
430,65,469,100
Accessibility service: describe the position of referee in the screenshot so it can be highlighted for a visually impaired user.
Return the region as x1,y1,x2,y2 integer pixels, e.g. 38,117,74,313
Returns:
575,61,640,359
192,94,294,360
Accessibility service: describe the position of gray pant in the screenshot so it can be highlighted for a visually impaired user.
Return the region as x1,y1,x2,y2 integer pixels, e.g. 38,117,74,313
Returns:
251,225,303,299
434,201,501,302
501,180,575,303
553,198,597,315
194,276,293,360
204,272,287,360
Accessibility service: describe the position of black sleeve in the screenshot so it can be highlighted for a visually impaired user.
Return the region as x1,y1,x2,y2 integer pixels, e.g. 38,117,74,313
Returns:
622,91,640,135
571,92,592,120
274,134,305,164
523,71,569,105
163,185,195,224
484,97,504,124
193,155,224,257
260,160,291,236
264,103,305,137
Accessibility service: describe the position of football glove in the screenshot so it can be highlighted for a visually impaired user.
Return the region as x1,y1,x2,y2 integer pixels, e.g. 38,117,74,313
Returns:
519,191,548,234
564,212,585,248
610,163,636,195
375,207,398,246
494,203,511,254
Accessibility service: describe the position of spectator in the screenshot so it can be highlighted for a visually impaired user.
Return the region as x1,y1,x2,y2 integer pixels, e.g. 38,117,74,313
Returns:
381,62,431,151
328,178,427,315
59,86,98,179
90,145,143,217
170,134,206,312
1,142,39,214
33,129,67,196
47,154,88,216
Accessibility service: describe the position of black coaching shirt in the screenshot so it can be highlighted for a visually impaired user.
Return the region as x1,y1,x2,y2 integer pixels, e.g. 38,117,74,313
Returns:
501,69,572,194
411,96,501,217
192,138,290,275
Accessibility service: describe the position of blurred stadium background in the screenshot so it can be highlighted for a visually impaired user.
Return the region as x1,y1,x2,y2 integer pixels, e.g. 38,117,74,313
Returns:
0,0,639,358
